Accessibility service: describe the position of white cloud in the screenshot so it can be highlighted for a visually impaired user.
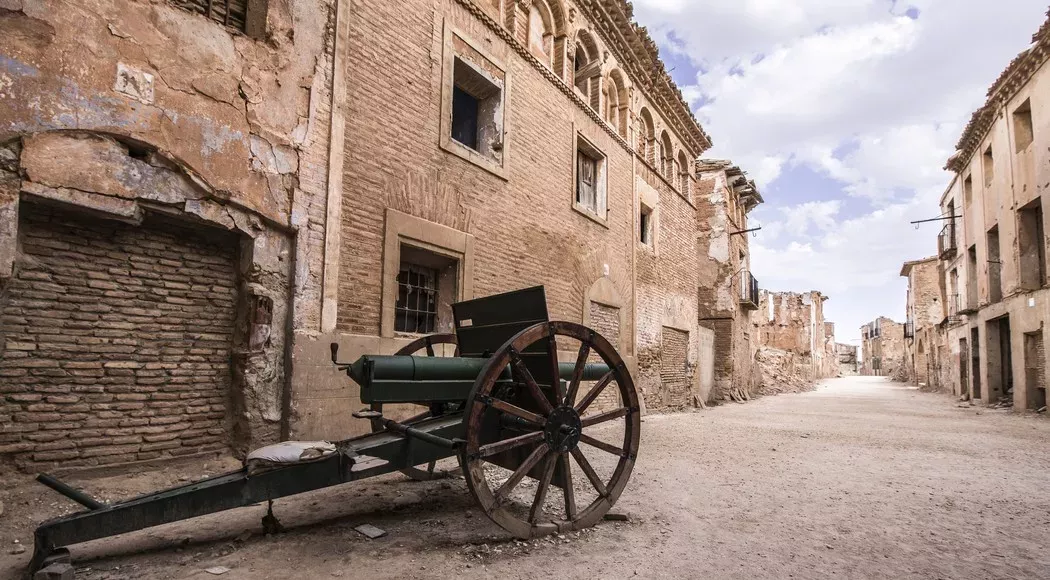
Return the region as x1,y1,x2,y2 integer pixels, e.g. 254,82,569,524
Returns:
632,0,1049,340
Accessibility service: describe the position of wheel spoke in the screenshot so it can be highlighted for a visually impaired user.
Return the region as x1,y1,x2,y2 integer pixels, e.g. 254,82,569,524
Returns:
580,407,628,428
510,350,555,415
425,339,435,357
478,431,544,458
561,454,577,520
570,447,607,497
494,443,550,505
563,342,591,407
579,433,624,457
547,332,563,404
575,371,615,414
485,397,545,426
529,452,558,523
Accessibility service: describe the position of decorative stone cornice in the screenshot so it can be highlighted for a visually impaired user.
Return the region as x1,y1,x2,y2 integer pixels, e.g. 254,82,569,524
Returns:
575,0,713,156
946,10,1050,172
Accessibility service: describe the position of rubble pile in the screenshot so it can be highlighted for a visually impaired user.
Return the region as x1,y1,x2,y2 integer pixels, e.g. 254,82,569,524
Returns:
753,347,817,395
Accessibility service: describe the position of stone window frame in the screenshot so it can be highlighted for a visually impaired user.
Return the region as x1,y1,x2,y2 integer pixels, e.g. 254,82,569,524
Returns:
439,22,511,181
572,130,609,227
381,209,475,338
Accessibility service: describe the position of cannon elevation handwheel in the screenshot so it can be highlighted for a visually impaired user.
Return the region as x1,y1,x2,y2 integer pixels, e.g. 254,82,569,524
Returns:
460,321,640,538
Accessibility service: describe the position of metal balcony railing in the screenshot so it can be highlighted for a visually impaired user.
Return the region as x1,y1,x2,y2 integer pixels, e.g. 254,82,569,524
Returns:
904,321,915,339
740,270,760,310
948,293,962,325
938,223,957,259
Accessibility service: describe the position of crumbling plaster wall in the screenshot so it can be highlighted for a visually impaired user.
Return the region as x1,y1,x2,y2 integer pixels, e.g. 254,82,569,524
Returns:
0,0,336,463
695,170,757,401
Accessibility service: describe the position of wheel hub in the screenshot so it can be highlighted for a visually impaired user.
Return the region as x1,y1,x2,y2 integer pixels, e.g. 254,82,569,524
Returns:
543,405,582,453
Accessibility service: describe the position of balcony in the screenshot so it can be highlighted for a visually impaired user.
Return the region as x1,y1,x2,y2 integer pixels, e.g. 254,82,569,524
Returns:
904,320,915,339
740,270,760,310
938,223,957,259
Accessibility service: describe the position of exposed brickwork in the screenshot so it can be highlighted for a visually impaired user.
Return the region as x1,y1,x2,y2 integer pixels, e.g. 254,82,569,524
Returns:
588,302,622,412
0,205,236,469
659,327,690,407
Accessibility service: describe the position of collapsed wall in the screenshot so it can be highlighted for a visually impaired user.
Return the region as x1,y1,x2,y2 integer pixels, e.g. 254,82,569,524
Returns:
752,290,838,395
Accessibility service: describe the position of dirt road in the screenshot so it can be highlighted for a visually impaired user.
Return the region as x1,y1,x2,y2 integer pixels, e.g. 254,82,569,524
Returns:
3,377,1049,579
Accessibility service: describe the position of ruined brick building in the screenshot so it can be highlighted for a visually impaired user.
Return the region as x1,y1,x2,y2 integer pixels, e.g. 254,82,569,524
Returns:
753,290,839,387
835,343,858,376
859,317,905,378
919,11,1050,411
0,0,769,470
900,257,949,389
695,160,763,401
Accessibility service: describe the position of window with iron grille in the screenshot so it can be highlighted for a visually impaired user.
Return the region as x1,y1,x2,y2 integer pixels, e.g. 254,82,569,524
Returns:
170,0,249,33
395,264,438,334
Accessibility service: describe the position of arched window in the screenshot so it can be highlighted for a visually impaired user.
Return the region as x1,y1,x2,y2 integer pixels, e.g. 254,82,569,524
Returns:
606,69,628,138
528,1,554,68
573,29,601,111
639,108,655,165
660,131,674,180
677,150,691,195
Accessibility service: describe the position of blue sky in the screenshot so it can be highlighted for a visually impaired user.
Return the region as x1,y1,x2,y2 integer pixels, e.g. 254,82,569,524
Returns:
632,0,1049,344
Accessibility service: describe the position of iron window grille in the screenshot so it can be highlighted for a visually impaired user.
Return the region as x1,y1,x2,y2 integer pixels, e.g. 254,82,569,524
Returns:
739,270,759,309
395,264,438,334
170,0,248,33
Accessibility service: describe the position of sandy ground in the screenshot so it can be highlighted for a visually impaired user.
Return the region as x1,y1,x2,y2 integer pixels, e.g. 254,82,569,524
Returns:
2,376,1049,579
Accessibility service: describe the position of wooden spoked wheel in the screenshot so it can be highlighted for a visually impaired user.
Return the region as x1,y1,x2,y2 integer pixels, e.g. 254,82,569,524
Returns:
371,333,459,481
460,321,640,538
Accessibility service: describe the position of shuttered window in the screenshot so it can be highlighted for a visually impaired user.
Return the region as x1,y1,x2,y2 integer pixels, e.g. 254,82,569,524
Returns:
170,0,249,33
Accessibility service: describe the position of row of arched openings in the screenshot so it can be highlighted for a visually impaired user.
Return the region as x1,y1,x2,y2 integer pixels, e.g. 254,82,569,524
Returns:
523,0,689,193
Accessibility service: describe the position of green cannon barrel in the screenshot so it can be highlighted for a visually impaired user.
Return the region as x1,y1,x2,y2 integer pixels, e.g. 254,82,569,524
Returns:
345,355,611,405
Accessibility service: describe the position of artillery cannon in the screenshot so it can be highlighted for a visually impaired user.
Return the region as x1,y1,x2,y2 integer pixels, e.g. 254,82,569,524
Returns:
27,286,640,575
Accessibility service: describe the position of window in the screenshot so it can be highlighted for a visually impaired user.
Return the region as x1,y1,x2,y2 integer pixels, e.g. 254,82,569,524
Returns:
983,146,994,188
677,150,691,195
395,245,459,334
660,132,674,180
451,86,479,150
1018,199,1045,290
577,152,598,210
574,134,607,220
440,37,508,178
396,264,438,334
450,57,502,161
528,3,554,67
987,225,1002,303
573,30,600,111
963,174,973,206
170,0,249,34
638,108,656,166
1014,99,1034,153
640,205,653,245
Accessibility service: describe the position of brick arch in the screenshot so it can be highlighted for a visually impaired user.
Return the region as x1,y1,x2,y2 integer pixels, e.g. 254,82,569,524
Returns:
0,129,292,467
605,68,629,138
659,130,674,180
677,150,691,194
638,107,656,165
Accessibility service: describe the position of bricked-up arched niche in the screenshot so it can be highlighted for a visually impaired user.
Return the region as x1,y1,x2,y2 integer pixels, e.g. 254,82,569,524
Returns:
606,69,629,138
639,107,656,166
660,130,675,180
527,0,555,67
573,28,602,111
0,131,292,470
677,150,691,195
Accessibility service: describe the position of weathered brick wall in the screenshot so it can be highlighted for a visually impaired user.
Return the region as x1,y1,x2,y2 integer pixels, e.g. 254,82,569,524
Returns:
0,205,237,469
588,302,622,412
336,0,637,338
659,327,690,407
